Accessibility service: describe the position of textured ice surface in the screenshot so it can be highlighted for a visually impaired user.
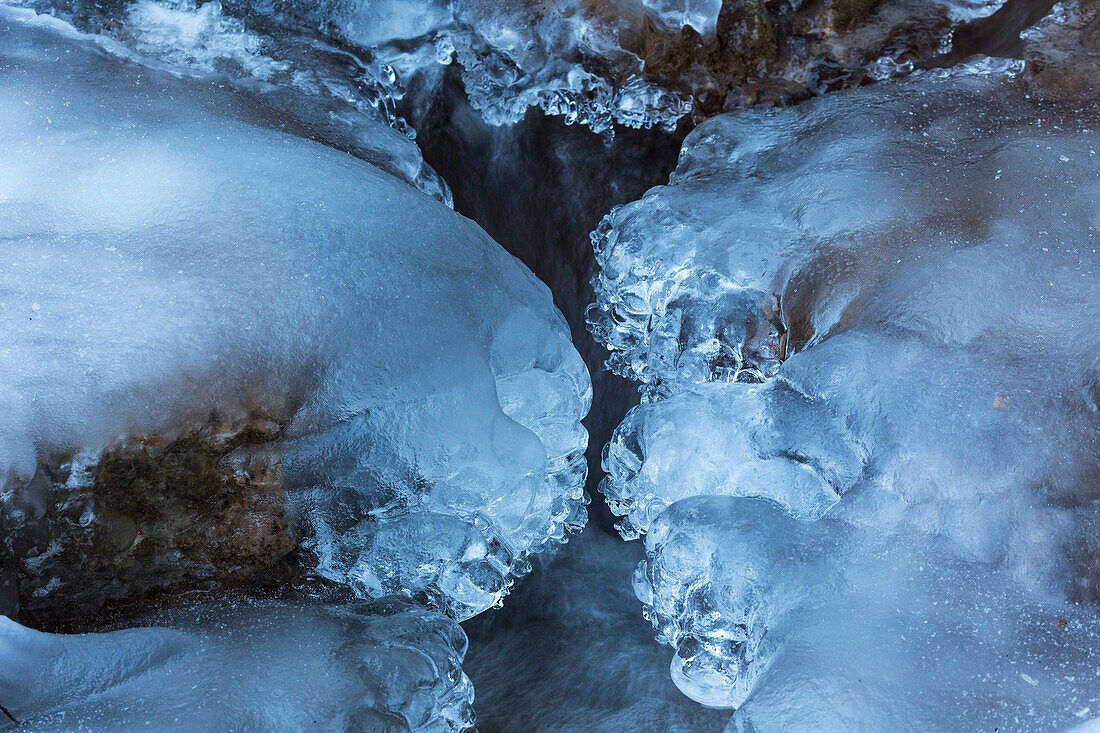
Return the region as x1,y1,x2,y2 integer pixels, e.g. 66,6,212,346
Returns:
0,596,473,731
643,496,1100,729
591,63,1100,724
0,6,589,619
18,0,1038,142
590,59,1100,393
601,382,856,539
248,0,1023,134
230,0,695,133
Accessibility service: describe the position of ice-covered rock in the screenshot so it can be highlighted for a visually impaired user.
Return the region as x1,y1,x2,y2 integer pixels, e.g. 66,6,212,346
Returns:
204,0,1025,134
0,595,474,731
20,0,1060,139
590,59,1099,394
12,0,452,203
1023,0,1100,102
266,0,696,133
0,5,589,622
640,495,1100,730
591,62,1100,722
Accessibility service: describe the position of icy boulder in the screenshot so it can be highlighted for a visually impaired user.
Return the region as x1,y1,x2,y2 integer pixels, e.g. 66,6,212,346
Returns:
590,59,1100,393
0,6,589,621
13,0,451,203
0,596,474,731
591,64,1100,724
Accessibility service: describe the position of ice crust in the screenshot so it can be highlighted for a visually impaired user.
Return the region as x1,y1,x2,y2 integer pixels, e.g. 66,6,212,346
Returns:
16,0,1027,143
0,596,473,731
11,0,452,203
591,64,1100,725
233,0,696,133
0,5,589,620
250,0,1014,134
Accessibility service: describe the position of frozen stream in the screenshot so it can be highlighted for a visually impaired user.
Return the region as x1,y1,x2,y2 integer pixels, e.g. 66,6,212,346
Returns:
2,0,1099,731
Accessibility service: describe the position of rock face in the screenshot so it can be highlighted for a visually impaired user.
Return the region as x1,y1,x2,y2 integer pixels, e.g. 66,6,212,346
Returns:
630,0,955,114
1,416,296,628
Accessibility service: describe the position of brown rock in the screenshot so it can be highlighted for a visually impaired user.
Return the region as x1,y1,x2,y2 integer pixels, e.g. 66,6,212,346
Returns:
1023,0,1100,102
2,413,298,630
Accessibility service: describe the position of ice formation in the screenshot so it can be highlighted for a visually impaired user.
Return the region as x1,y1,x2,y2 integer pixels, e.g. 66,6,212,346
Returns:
592,62,1100,726
345,0,1029,130
0,596,473,731
251,0,698,133
0,5,589,621
11,0,452,203
13,0,1038,140
3,0,1096,728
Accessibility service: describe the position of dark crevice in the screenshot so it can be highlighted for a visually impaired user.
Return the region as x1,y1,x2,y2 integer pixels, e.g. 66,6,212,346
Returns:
400,67,685,533
924,0,1059,66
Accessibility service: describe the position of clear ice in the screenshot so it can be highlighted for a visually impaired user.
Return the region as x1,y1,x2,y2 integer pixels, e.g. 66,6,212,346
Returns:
592,61,1100,728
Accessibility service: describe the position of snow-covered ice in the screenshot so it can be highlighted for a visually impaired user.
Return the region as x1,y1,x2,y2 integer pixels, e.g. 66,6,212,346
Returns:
0,5,589,620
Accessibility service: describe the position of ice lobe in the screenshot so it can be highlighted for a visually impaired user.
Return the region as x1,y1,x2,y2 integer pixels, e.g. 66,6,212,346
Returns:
0,596,474,731
0,6,589,620
591,64,1100,723
645,496,1100,729
602,382,859,539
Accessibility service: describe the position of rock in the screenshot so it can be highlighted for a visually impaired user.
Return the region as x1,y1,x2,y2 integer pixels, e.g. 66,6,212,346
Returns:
1023,0,1100,102
2,415,295,629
